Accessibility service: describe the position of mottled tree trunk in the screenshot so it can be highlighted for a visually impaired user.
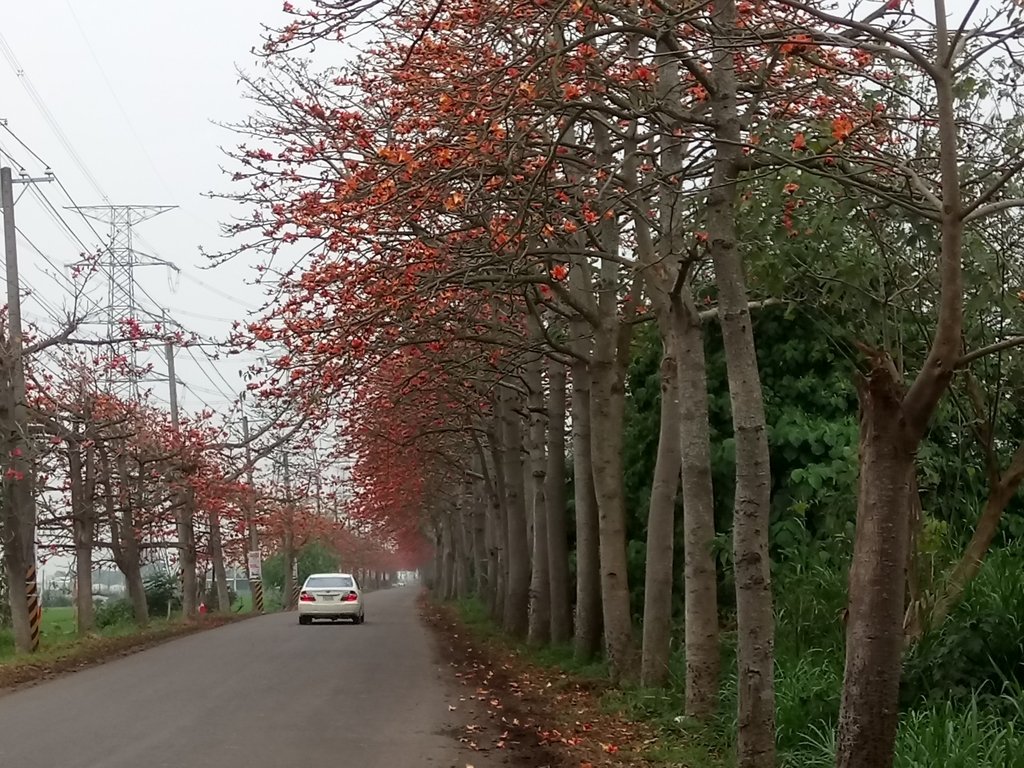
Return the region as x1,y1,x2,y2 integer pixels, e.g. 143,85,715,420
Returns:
836,14,965,763
471,470,489,600
485,426,508,622
526,355,551,646
572,359,602,661
110,452,148,626
641,350,682,686
456,497,472,600
501,388,530,638
177,489,199,619
69,444,96,634
836,369,915,768
708,0,775,762
443,515,457,600
674,300,721,718
590,350,637,683
546,361,572,644
209,508,231,611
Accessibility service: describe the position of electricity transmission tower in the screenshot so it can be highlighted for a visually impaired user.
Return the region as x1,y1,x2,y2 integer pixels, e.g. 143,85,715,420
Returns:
69,204,178,398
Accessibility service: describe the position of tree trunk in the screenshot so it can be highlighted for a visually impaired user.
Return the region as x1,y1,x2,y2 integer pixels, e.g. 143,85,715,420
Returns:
837,18,965,762
456,499,472,600
442,515,456,600
1,548,31,651
107,451,149,626
590,352,637,683
110,512,148,626
69,444,96,635
526,356,551,646
209,508,231,612
836,368,915,768
485,429,508,621
641,349,682,686
500,387,530,638
0,554,11,628
118,507,149,626
177,490,199,619
709,0,774,760
572,359,603,661
674,299,721,718
428,529,442,593
471,467,489,600
546,360,572,644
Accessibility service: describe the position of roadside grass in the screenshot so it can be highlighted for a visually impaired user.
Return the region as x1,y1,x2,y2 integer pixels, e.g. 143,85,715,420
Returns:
0,606,182,665
451,552,1024,768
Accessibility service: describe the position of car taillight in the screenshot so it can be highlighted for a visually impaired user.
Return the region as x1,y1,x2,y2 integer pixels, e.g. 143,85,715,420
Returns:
341,591,358,602
299,592,316,602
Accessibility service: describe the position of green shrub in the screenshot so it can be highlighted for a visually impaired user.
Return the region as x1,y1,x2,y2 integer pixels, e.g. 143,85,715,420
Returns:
902,546,1024,706
144,571,181,617
95,598,136,629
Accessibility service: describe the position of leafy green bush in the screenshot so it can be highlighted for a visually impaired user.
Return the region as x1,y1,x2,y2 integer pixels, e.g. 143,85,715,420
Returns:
95,598,136,628
902,546,1024,706
144,571,181,617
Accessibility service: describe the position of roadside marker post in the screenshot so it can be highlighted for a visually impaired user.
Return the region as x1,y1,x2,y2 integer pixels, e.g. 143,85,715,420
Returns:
290,560,300,609
26,563,41,652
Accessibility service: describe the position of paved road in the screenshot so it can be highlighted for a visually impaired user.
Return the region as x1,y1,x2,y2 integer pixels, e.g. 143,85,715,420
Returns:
0,587,497,767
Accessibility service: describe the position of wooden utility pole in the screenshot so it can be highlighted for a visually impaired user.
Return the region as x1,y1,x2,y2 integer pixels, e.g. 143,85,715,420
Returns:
1,166,45,653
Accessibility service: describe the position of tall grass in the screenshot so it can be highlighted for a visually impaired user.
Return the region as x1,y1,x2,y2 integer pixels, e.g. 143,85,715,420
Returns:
447,547,1024,768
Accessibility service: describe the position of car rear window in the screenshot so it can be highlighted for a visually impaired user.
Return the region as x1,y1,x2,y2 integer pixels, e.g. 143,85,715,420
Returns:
305,576,355,589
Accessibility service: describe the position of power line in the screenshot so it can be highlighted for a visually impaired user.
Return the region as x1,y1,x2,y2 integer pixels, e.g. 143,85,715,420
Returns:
0,31,108,204
62,0,177,203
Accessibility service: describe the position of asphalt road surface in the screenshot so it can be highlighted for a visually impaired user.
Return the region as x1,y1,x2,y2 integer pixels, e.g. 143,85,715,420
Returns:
0,587,499,768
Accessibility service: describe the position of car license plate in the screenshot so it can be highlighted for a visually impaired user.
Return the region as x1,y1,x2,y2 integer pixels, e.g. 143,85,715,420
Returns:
320,593,337,601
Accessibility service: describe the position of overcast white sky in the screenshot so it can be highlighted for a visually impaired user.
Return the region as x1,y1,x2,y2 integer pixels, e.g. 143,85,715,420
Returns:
0,0,298,417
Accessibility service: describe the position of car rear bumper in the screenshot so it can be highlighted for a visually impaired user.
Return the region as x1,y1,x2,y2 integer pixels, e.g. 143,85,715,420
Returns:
298,601,362,618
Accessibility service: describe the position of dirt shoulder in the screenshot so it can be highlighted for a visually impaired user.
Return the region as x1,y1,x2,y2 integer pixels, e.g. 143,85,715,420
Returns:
0,612,255,694
421,595,660,768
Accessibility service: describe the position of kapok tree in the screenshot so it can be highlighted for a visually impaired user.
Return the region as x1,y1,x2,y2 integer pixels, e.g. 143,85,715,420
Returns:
755,1,1024,765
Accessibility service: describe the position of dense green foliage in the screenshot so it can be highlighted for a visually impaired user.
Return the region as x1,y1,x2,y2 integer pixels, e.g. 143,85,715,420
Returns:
260,539,342,591
144,571,182,617
613,305,1024,766
95,598,138,629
